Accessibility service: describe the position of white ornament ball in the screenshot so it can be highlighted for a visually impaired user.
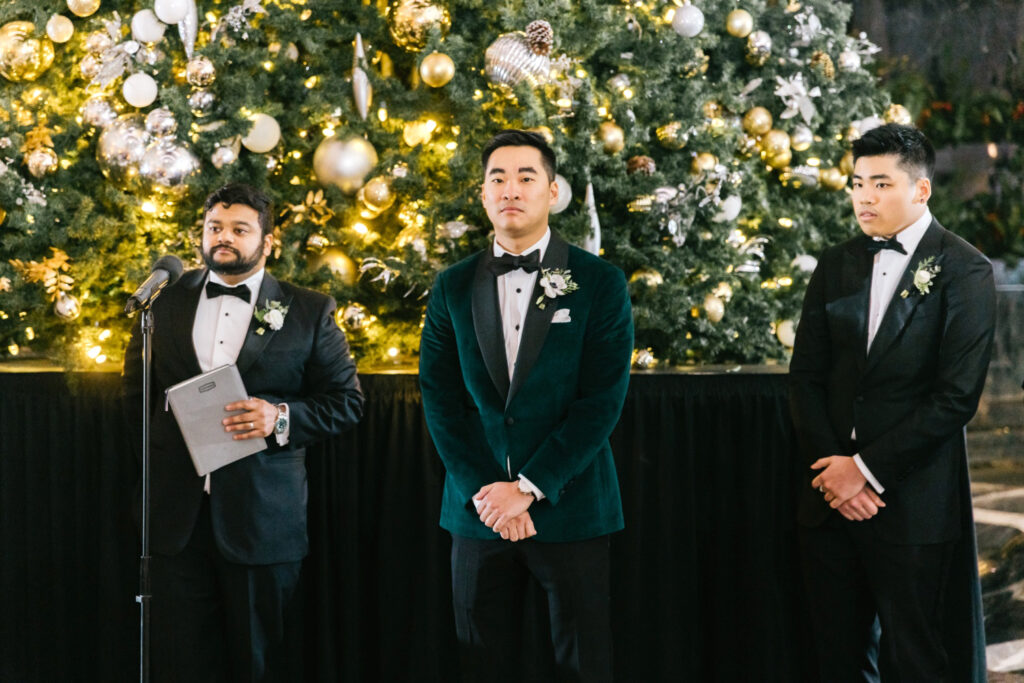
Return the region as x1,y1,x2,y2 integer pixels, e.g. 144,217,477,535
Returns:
153,0,189,25
46,15,74,43
838,50,861,72
123,72,159,108
791,254,818,273
551,174,572,214
241,114,281,154
776,319,796,348
672,5,705,38
713,195,742,223
54,292,81,320
131,10,167,44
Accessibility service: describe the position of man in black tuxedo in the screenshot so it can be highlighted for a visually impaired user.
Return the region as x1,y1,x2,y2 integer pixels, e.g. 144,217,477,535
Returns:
122,183,363,682
790,124,994,682
419,130,633,682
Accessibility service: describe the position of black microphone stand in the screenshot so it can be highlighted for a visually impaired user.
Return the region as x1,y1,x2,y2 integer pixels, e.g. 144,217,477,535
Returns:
133,303,155,683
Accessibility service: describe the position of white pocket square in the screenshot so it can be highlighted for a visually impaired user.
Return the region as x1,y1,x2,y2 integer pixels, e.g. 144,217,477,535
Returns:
551,308,571,323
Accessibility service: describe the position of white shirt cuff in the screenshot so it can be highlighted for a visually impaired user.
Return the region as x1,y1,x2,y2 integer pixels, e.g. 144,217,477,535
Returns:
853,454,885,494
518,474,545,501
274,403,290,447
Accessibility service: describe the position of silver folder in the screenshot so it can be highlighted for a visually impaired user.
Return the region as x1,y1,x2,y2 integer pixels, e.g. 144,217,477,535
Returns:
164,364,267,476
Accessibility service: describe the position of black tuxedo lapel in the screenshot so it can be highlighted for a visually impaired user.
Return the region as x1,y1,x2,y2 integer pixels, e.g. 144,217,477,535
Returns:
236,273,291,376
840,238,874,371
865,221,943,372
163,269,205,378
507,233,569,405
471,252,510,402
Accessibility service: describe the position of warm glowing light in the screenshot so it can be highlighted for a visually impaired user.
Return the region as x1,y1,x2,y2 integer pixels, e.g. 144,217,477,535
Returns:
298,130,308,138
7,343,18,356
377,106,388,122
597,106,608,116
289,176,301,185
472,90,483,100
86,345,102,359
263,61,274,71
425,119,438,132
96,355,107,364
987,143,998,159
99,329,112,341
60,159,71,169
142,201,157,214
778,217,794,228
575,69,588,78
291,150,302,159
778,277,793,286
25,327,35,340
353,222,368,235
322,127,335,137
300,9,312,20
205,12,217,23
387,347,399,358
556,97,572,108
806,157,821,167
622,88,634,99
304,76,319,89
445,141,457,150
664,7,676,22
451,126,461,135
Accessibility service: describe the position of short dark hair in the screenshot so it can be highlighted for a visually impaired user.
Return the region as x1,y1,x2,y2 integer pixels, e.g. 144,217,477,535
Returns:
203,183,275,237
852,123,935,181
481,129,557,181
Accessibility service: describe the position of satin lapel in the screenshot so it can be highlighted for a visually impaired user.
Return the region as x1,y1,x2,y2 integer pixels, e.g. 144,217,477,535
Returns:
841,239,874,372
164,269,205,378
235,273,290,376
865,221,943,372
507,233,569,406
471,251,510,402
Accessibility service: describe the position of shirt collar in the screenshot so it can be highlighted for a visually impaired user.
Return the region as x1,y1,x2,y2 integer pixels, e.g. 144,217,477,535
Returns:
206,267,265,299
881,210,932,255
492,228,551,261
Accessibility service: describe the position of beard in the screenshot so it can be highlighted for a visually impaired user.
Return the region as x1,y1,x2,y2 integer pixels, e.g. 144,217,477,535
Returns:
202,243,264,276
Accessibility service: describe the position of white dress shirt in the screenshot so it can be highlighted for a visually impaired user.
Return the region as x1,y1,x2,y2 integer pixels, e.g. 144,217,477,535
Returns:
853,210,932,493
192,268,288,491
492,229,551,500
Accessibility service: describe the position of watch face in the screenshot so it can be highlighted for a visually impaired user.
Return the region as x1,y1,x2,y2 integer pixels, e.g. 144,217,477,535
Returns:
275,416,287,434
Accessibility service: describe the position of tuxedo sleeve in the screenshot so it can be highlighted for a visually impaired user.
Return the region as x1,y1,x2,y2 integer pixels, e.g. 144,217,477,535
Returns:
517,268,633,506
270,296,363,447
789,252,846,464
419,272,508,505
858,252,995,485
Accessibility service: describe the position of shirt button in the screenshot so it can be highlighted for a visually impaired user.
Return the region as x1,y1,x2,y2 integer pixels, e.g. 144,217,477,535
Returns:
515,324,520,331
516,288,522,293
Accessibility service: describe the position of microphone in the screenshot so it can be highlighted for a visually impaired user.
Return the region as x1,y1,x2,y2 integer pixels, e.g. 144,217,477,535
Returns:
125,255,184,314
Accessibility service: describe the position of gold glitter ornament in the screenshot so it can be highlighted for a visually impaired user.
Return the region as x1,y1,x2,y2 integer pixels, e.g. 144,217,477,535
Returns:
885,103,913,125
742,107,773,136
386,0,451,52
656,122,688,150
691,152,718,174
598,121,625,153
0,21,55,83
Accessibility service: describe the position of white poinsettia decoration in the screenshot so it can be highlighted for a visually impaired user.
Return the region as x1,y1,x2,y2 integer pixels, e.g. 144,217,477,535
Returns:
901,256,941,298
536,268,579,310
254,300,288,334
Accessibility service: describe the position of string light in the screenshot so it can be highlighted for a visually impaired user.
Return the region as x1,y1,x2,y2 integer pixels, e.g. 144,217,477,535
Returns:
778,217,794,228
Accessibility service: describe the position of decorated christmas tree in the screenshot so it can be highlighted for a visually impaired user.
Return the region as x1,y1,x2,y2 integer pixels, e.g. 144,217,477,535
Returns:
0,0,897,368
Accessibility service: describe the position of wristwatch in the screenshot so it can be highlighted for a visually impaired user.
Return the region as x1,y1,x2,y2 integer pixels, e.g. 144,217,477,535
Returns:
274,403,289,436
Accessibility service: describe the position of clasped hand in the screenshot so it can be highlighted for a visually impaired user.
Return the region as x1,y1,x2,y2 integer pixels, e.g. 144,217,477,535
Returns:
223,397,277,439
810,455,885,521
473,481,537,542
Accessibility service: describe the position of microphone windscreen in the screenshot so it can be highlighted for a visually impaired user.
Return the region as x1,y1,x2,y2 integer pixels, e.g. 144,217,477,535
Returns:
152,254,184,283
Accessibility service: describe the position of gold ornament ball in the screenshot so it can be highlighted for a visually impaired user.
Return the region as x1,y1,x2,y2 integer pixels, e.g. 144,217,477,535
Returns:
760,129,791,155
629,268,664,288
309,247,358,285
387,0,452,52
26,147,59,178
776,320,796,348
359,176,396,214
656,122,688,150
66,0,101,18
791,125,814,152
742,107,773,136
703,294,725,323
0,21,56,83
54,292,82,321
764,147,792,170
839,150,854,177
338,303,370,332
306,233,330,253
819,167,848,191
885,103,913,125
726,9,754,38
598,121,625,153
702,100,722,119
419,51,455,88
691,152,718,175
845,124,861,142
528,126,555,144
0,206,6,225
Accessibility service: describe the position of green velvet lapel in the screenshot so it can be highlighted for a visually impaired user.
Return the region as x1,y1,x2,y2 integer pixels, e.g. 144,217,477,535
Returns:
471,251,510,402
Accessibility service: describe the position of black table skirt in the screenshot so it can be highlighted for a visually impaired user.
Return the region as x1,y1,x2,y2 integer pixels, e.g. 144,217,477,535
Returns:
0,369,813,682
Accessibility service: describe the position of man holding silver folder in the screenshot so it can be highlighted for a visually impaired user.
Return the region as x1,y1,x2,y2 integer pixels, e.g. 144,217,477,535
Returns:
122,183,364,682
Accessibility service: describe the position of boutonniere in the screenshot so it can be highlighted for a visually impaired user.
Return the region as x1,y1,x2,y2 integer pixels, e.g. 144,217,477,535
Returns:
254,300,289,335
901,256,941,298
536,268,579,310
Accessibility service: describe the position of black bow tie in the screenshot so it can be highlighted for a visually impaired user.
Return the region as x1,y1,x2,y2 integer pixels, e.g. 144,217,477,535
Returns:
488,250,541,276
866,236,907,255
205,281,252,302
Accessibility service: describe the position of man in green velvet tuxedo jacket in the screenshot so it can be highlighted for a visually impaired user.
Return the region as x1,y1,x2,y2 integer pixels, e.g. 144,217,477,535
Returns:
420,130,633,682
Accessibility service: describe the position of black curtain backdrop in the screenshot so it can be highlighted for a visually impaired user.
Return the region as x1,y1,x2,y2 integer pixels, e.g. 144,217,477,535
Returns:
0,369,813,683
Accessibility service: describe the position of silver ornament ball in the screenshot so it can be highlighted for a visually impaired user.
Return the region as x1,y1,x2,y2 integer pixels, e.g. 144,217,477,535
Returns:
185,55,216,87
139,138,200,197
96,113,151,188
438,221,470,239
26,147,59,178
83,30,113,54
341,303,369,331
54,292,81,321
188,89,215,117
145,107,178,137
81,96,117,128
211,145,238,170
484,32,550,88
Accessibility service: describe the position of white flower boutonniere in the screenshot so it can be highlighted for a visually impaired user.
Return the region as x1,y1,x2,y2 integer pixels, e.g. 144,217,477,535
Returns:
254,300,289,335
901,256,941,299
536,268,579,310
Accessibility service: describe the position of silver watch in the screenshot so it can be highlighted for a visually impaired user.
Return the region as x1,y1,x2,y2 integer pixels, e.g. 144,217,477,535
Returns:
274,404,289,435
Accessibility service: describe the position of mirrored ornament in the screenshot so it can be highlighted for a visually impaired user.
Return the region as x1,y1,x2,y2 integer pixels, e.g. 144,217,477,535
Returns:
79,53,101,80
54,292,81,320
186,55,216,87
308,247,358,285
139,138,199,197
746,30,772,66
632,348,657,369
136,45,165,66
358,176,395,215
188,88,215,117
210,144,238,170
145,107,177,137
598,121,624,153
386,0,451,52
26,147,58,178
485,31,550,88
671,5,705,37
177,0,198,58
96,113,151,188
818,167,847,191
0,21,56,83
629,268,663,287
551,174,572,214
438,221,470,239
339,303,369,332
790,124,813,152
313,137,378,194
83,30,114,54
241,113,280,153
742,107,773,136
305,233,330,253
81,96,118,128
656,122,688,150
46,15,75,44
